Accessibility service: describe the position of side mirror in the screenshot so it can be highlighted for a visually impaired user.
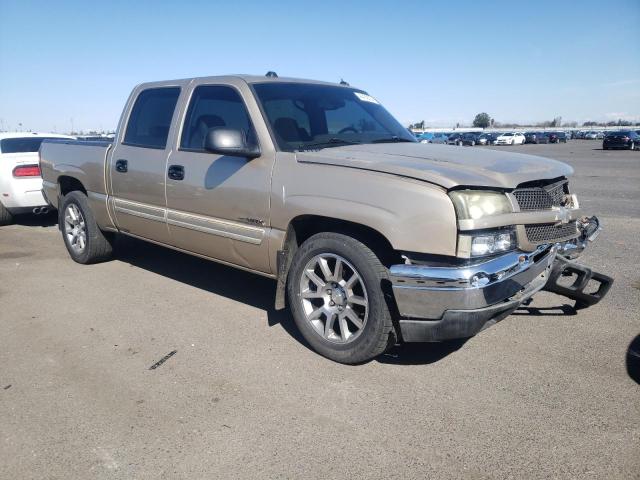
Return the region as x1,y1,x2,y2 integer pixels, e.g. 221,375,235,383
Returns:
204,128,260,159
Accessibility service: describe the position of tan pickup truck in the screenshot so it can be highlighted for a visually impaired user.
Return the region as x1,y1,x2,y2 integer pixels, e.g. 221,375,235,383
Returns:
39,74,612,363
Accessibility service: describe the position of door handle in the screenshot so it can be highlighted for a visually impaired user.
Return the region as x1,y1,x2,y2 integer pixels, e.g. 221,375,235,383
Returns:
168,165,185,181
115,159,128,173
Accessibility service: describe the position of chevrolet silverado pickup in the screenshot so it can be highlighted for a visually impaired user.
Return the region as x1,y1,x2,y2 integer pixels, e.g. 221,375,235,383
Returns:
39,74,612,363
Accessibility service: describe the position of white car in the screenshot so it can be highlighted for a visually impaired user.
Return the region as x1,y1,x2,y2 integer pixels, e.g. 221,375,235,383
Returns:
494,132,526,145
0,132,74,225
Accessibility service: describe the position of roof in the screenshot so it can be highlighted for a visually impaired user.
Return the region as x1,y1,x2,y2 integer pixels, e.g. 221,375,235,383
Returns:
136,74,356,90
0,132,74,140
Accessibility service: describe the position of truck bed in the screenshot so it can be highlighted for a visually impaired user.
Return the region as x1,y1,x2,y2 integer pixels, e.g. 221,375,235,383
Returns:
40,139,113,212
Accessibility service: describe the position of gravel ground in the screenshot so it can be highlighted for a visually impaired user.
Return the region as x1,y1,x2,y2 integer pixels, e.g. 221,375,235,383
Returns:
1,140,638,479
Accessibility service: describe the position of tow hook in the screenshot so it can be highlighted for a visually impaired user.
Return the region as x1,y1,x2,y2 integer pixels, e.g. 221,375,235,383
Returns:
543,254,613,310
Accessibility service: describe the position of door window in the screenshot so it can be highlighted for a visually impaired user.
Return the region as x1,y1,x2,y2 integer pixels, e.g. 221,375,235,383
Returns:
180,85,256,151
123,87,181,149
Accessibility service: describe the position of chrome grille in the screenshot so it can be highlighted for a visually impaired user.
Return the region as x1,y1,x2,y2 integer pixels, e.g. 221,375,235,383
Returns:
513,180,568,211
525,221,578,244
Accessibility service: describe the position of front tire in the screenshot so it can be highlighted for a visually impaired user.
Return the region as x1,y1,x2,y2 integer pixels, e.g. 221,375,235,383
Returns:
60,191,114,264
287,233,395,364
0,202,14,226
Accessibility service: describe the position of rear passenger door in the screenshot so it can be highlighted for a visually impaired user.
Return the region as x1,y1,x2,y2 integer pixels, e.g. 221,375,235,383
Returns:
165,83,274,273
109,86,182,243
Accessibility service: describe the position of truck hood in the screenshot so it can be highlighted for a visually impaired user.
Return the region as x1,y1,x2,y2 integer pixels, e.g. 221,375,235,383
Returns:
295,143,573,189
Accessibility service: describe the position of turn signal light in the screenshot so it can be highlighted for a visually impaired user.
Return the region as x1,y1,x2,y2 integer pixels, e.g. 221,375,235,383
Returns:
13,165,41,177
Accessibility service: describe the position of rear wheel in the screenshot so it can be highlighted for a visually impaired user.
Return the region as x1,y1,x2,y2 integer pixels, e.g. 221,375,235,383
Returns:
0,202,13,226
287,232,395,364
60,191,114,264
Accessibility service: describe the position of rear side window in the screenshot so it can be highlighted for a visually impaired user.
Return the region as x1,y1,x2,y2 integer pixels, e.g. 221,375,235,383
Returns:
123,87,180,149
0,137,58,153
180,85,256,151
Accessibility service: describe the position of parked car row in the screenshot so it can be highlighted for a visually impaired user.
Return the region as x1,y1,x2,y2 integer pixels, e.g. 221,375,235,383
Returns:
574,130,605,140
416,128,640,146
416,131,569,146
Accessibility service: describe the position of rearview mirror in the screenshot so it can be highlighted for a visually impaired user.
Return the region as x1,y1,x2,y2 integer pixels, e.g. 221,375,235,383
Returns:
204,128,260,159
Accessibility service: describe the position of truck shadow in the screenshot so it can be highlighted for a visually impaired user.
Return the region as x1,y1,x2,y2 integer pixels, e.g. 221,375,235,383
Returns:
112,235,306,346
376,340,468,365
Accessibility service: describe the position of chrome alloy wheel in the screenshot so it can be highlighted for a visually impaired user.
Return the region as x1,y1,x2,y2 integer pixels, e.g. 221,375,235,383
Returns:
64,204,87,253
298,254,369,344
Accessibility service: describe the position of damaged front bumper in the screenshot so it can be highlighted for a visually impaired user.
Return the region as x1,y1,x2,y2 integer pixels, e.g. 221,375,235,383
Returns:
389,216,613,342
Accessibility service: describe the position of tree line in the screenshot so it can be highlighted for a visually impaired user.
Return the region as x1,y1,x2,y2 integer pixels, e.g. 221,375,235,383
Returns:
408,113,639,130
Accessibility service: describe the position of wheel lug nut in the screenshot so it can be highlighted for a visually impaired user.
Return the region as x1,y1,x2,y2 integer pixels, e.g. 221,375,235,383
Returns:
326,289,332,294
329,301,335,306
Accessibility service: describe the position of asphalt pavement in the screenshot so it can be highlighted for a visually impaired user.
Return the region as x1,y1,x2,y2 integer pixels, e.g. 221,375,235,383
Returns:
1,140,638,479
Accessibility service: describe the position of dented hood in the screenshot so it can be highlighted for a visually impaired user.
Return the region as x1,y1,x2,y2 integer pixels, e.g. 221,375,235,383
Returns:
295,143,573,189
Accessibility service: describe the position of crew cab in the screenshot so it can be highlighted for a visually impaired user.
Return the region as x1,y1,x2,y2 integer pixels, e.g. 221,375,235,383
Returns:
40,74,612,363
0,132,74,225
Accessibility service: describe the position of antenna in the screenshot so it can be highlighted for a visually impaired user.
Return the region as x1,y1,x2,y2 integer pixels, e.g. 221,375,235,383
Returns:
265,71,278,78
339,79,350,86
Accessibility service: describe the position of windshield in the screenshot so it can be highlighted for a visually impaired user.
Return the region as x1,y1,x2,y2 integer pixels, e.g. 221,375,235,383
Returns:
0,137,61,153
252,83,415,151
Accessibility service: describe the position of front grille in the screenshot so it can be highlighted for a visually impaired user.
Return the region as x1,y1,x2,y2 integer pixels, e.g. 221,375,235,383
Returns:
525,221,578,244
513,179,568,210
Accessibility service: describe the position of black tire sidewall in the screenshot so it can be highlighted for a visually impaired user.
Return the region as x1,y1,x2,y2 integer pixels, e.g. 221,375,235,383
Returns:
287,233,392,363
60,191,106,264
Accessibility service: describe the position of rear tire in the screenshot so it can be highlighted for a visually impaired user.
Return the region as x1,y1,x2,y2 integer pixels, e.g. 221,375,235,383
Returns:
287,232,396,364
60,191,114,264
0,202,13,226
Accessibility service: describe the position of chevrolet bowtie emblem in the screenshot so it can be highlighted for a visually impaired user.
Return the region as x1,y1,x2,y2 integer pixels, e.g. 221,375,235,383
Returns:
554,207,571,226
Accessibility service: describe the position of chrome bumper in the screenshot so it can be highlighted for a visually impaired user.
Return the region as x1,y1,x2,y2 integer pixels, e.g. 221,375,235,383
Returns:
390,245,556,322
389,216,607,342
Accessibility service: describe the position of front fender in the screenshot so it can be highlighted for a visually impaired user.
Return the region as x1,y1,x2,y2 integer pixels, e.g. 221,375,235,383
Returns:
271,158,458,257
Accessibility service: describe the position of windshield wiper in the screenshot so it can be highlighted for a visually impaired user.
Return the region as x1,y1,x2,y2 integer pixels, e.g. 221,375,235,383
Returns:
296,138,361,151
371,136,414,144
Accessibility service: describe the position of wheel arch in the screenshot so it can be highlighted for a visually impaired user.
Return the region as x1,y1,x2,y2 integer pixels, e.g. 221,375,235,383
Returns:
274,214,402,310
58,175,87,197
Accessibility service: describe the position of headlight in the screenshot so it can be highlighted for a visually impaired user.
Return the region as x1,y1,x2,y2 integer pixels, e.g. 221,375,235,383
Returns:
449,190,512,220
458,228,517,258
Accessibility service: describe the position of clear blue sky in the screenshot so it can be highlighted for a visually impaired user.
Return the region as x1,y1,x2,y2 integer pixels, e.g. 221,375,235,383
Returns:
1,0,638,132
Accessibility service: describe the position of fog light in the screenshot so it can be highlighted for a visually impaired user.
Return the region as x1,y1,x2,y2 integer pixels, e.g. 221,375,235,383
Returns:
470,230,516,257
